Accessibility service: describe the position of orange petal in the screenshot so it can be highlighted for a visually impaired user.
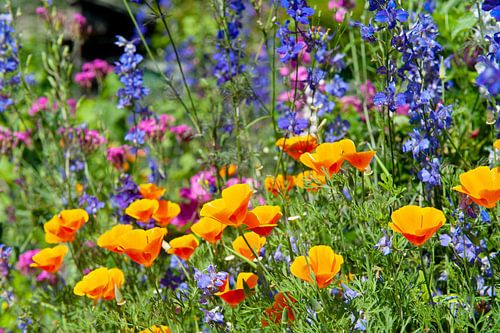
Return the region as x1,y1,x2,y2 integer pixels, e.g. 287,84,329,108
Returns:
190,217,226,243
343,151,376,171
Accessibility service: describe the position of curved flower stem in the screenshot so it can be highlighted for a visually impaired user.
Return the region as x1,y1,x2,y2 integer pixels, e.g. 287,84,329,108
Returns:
419,247,434,305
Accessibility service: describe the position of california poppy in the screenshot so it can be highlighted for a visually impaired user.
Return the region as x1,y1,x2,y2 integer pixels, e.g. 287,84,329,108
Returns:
190,217,226,243
339,139,376,172
262,292,296,327
216,272,258,307
138,326,171,333
125,199,159,222
97,224,134,253
139,183,166,200
166,234,199,261
299,140,351,176
264,175,294,197
44,209,89,243
276,135,318,160
232,232,266,260
452,166,500,208
73,267,124,301
30,245,68,273
152,200,181,227
294,170,326,192
219,164,238,178
494,139,500,151
117,227,167,267
244,206,282,236
290,245,344,288
389,205,446,246
200,184,253,226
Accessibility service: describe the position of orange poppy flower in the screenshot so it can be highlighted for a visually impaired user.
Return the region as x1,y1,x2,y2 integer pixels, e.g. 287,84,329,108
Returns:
125,199,160,222
97,224,134,253
338,139,376,172
276,135,318,160
262,292,296,327
264,175,294,197
389,205,446,246
244,206,282,236
494,139,500,151
139,183,166,200
452,166,500,209
44,209,89,244
299,140,353,176
232,232,266,260
73,267,124,301
290,245,344,288
166,234,199,261
216,272,258,307
139,326,171,333
30,245,68,273
294,170,326,192
190,217,226,243
200,184,253,226
117,227,167,267
152,200,181,227
219,164,238,178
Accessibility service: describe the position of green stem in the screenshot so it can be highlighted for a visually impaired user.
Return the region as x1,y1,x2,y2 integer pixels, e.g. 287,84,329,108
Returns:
419,248,434,305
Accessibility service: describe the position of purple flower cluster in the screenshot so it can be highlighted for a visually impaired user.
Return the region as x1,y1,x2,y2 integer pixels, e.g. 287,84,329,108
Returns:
0,244,12,278
114,36,149,109
194,264,227,305
110,174,141,223
78,192,105,215
0,14,19,113
476,33,500,98
212,0,246,85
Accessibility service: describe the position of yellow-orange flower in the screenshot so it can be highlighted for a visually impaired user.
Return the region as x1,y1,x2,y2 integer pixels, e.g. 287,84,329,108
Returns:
389,205,446,246
219,164,238,178
117,227,167,267
232,232,266,260
44,209,89,244
262,292,296,327
73,267,124,301
138,326,171,333
200,184,253,226
452,166,500,208
125,199,159,222
30,245,68,273
190,217,226,243
97,224,134,253
299,139,375,175
294,170,326,192
152,200,181,227
166,234,199,261
276,135,318,160
216,272,258,307
494,139,500,151
264,175,294,197
299,140,351,176
244,206,282,236
290,245,344,288
139,183,166,200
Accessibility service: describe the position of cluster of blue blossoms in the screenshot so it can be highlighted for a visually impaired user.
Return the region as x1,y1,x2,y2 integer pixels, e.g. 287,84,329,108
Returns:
0,14,19,113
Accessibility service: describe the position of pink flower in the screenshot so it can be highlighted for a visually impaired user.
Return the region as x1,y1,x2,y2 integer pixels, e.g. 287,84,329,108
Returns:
16,249,40,275
170,124,194,142
35,7,48,18
74,71,95,88
107,145,129,169
36,271,58,284
334,7,347,22
28,96,49,116
73,13,87,28
67,98,77,115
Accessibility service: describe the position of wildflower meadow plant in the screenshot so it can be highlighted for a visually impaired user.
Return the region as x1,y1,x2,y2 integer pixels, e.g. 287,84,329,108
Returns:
0,0,498,331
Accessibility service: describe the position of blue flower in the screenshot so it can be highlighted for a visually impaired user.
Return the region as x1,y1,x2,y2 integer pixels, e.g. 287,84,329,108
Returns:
114,36,149,109
325,75,349,97
280,0,315,25
374,230,392,255
276,21,305,63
